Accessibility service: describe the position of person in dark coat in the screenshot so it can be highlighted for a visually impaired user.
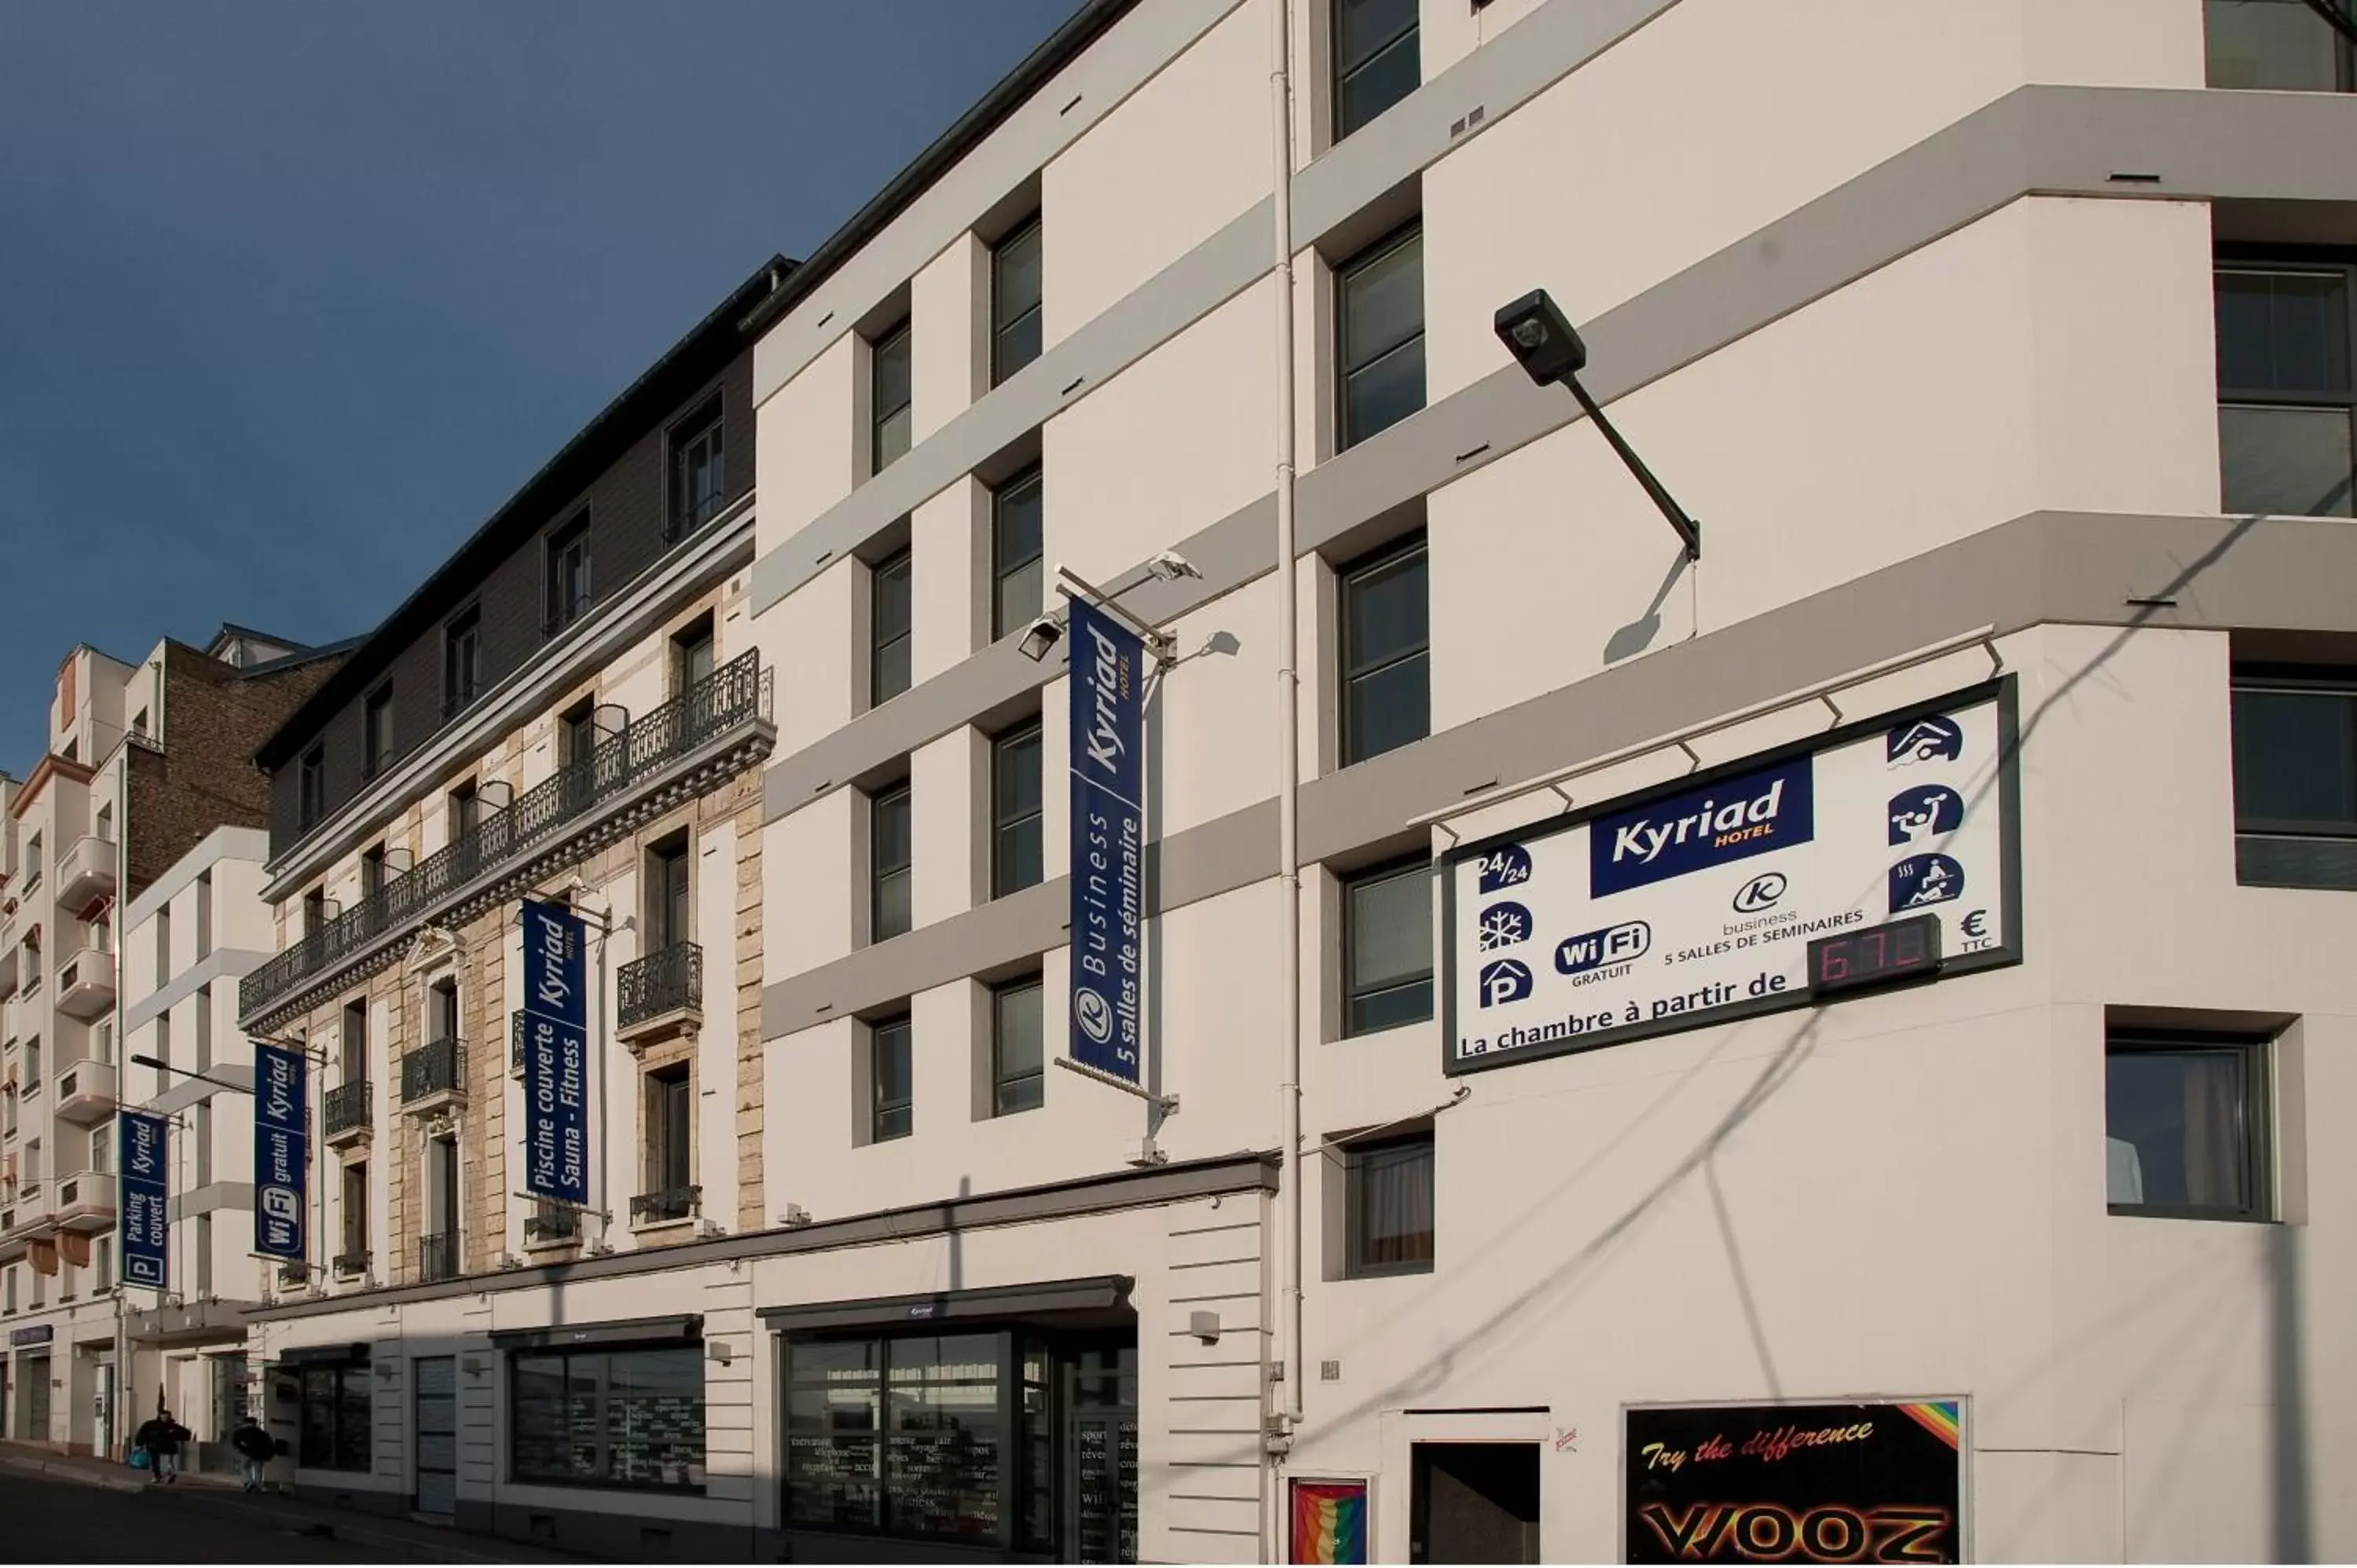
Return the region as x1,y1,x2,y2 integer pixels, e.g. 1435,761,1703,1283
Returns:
133,1409,192,1483
230,1416,275,1493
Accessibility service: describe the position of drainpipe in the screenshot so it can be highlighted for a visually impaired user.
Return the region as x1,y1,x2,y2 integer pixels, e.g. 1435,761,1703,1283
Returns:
1268,0,1305,1488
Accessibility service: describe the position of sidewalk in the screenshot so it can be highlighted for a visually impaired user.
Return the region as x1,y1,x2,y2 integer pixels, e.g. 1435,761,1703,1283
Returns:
0,1442,588,1563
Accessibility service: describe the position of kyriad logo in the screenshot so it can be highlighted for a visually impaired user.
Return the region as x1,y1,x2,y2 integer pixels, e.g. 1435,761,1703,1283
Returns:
1479,844,1533,894
1889,785,1966,845
1887,714,1964,767
1479,958,1534,1009
1589,757,1815,899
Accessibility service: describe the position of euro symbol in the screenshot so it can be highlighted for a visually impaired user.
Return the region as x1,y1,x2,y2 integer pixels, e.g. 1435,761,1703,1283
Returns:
1962,910,1988,938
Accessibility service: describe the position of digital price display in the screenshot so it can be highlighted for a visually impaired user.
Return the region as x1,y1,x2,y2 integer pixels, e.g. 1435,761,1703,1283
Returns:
1807,914,1941,998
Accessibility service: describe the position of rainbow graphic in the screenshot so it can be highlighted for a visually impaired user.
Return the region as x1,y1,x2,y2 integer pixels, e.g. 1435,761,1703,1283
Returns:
1292,1479,1369,1564
1897,1400,1963,1449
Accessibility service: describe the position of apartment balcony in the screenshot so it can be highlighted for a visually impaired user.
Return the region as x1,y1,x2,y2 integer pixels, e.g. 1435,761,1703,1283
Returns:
55,947,115,1021
240,650,774,1026
522,1206,580,1248
54,835,116,912
400,1039,465,1116
617,941,702,1047
419,1232,459,1284
323,1079,373,1147
52,1170,114,1233
51,1061,115,1127
0,943,16,1000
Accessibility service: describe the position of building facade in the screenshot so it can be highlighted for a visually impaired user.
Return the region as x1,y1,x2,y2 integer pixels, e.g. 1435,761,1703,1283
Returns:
243,0,2357,1562
0,630,338,1458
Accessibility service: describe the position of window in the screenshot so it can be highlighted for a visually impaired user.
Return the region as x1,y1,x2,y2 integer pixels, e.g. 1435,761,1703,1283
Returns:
2216,262,2354,517
1342,859,1434,1035
194,1102,211,1185
195,985,212,1072
302,888,326,941
130,709,147,738
512,1343,706,1490
2106,1031,2271,1221
449,782,481,843
992,977,1044,1116
444,607,482,714
871,783,913,943
360,844,385,905
992,217,1044,384
341,1163,368,1261
872,321,913,473
672,615,715,696
196,1213,213,1296
871,549,914,706
992,467,1045,641
784,1333,1006,1537
194,870,211,958
95,804,112,843
299,1363,372,1471
91,1019,112,1067
428,976,460,1046
1343,1132,1435,1277
546,514,593,633
5,1269,13,1313
871,1016,913,1142
298,747,325,830
2206,0,2353,90
1339,533,1430,765
671,398,727,536
560,701,599,812
93,1236,110,1291
647,835,691,951
2231,670,2357,887
1337,222,1425,449
156,904,172,987
363,686,394,778
90,1126,112,1172
992,724,1043,897
648,1063,692,1196
341,1000,367,1082
1334,0,1419,140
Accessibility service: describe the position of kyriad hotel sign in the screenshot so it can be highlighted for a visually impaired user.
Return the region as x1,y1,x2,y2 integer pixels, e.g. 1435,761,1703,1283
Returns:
1442,682,2019,1074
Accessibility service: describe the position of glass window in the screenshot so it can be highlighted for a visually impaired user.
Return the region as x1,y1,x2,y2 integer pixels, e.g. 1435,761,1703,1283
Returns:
2231,677,2357,833
872,550,914,706
992,467,1046,641
299,1364,372,1471
672,617,716,694
511,1344,706,1491
650,1064,693,1193
2216,266,2355,518
1344,1132,1435,1277
547,515,593,632
992,218,1044,385
1338,223,1425,449
673,400,727,534
873,322,913,473
992,977,1045,1116
444,608,482,714
871,784,913,942
1343,859,1433,1035
1334,0,1420,140
299,746,325,829
2205,0,2352,90
872,1017,913,1143
992,724,1043,898
2106,1033,2271,1220
786,1334,1004,1539
1339,534,1430,764
363,687,394,777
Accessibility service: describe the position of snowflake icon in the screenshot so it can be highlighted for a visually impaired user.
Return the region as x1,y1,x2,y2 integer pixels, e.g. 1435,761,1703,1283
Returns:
1478,901,1533,951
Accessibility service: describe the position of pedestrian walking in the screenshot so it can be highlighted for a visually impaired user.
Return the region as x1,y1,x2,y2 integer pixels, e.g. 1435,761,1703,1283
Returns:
230,1416,275,1493
133,1409,192,1484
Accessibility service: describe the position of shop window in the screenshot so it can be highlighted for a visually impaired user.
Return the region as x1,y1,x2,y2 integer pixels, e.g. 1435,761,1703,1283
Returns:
299,1363,372,1471
2231,669,2357,888
1341,857,1433,1035
511,1343,706,1491
2106,1029,2273,1221
1343,1131,1435,1277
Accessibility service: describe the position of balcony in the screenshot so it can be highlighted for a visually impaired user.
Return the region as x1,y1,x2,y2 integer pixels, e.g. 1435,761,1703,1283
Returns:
332,1248,370,1280
277,1261,312,1291
323,1079,373,1147
55,947,115,1020
401,1039,465,1115
241,650,774,1024
420,1232,459,1284
52,1170,114,1233
618,941,702,1046
54,836,116,912
52,1061,115,1127
629,1185,701,1229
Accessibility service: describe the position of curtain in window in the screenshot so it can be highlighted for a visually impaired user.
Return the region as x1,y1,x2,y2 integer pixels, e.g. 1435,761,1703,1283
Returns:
2179,1052,2246,1210
1356,1141,1435,1267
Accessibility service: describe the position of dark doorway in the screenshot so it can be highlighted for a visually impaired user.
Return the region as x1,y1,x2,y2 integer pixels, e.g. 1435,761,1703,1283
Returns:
1410,1442,1540,1564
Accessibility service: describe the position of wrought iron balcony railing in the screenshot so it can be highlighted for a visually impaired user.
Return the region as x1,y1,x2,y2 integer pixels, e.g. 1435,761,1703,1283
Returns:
401,1039,465,1105
242,650,770,1020
524,1206,579,1245
332,1249,369,1278
420,1233,459,1284
618,941,702,1031
629,1185,701,1225
323,1079,372,1138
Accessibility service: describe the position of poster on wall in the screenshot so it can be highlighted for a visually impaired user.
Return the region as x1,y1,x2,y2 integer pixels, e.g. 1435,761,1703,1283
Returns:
117,1109,170,1288
1066,596,1146,1084
1442,681,2019,1075
1291,1478,1369,1565
520,896,591,1207
1626,1401,1965,1563
251,1042,310,1262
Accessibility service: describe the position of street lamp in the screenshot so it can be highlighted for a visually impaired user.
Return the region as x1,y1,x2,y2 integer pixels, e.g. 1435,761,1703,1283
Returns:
1015,551,1200,664
128,1054,250,1098
1494,288,1702,562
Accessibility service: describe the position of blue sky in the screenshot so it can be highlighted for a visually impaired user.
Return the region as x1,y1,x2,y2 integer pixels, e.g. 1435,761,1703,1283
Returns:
0,0,1077,768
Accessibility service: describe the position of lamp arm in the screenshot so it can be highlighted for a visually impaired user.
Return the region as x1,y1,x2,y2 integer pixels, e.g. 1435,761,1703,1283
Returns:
1563,374,1702,562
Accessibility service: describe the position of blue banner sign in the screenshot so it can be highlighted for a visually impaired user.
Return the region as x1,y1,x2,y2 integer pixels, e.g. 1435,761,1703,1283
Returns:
522,896,591,1207
1067,599,1146,1083
253,1042,310,1262
118,1110,170,1288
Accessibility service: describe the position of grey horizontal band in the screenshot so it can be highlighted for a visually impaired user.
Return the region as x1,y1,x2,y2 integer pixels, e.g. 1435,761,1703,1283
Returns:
760,82,2357,833
169,1180,255,1222
761,509,2357,1036
123,947,270,1036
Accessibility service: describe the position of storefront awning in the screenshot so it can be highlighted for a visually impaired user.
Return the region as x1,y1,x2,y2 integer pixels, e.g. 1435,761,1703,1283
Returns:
488,1313,702,1351
273,1342,371,1367
757,1275,1133,1334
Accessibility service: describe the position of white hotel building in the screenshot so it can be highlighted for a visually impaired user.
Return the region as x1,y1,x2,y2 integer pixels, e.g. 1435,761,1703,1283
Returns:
243,0,2357,1561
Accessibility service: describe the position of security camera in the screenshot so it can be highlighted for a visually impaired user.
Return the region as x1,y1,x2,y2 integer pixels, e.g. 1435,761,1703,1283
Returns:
1493,289,1587,387
1146,551,1200,583
1017,616,1064,663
